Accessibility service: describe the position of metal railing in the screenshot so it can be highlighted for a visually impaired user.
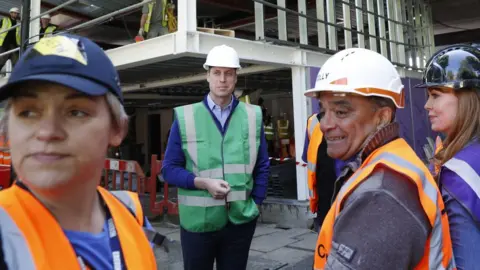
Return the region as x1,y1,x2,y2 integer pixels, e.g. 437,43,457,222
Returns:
0,0,153,78
252,0,435,70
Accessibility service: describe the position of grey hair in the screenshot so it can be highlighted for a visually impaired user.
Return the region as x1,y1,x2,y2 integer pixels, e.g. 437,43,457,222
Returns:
369,96,396,123
0,92,129,140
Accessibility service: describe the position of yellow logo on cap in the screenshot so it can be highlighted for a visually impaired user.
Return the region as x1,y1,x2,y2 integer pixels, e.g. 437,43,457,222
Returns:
33,35,88,65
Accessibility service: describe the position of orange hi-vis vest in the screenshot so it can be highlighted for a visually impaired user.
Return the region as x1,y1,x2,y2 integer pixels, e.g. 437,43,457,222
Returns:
306,114,323,213
0,184,157,270
433,135,444,175
314,138,455,270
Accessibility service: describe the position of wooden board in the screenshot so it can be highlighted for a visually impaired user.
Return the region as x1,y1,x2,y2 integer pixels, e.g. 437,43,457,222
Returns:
197,27,235,37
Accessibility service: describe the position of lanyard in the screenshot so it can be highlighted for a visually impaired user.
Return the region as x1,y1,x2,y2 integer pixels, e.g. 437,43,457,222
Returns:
14,182,127,270
77,205,127,270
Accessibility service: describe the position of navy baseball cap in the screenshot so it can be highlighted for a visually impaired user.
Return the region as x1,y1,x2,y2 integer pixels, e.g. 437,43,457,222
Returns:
0,33,123,104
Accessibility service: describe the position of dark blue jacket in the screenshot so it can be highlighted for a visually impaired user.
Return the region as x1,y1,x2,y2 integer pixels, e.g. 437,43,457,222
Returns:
161,95,270,205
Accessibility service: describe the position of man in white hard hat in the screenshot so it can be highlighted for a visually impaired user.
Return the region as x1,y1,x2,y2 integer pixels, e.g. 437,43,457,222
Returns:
309,48,455,269
162,44,269,270
0,7,21,72
39,14,58,38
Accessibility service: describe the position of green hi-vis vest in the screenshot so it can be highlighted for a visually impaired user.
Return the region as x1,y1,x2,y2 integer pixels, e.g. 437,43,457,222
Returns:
144,0,167,33
0,17,20,46
264,123,274,141
174,101,262,232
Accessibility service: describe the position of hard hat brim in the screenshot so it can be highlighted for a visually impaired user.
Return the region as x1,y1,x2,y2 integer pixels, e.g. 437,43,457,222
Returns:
304,87,404,108
0,73,119,103
203,64,242,70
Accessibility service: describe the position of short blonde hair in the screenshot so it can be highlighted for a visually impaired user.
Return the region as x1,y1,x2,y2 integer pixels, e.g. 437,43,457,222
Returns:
0,92,129,141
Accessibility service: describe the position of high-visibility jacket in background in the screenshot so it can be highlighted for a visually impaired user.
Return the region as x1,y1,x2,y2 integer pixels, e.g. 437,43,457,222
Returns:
313,138,455,270
0,17,20,46
0,184,157,269
41,25,58,38
306,114,322,213
238,94,251,104
264,123,274,140
277,119,289,139
144,0,168,33
174,101,261,232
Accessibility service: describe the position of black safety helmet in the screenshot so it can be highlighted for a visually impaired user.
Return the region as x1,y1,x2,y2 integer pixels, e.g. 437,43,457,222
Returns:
415,43,480,90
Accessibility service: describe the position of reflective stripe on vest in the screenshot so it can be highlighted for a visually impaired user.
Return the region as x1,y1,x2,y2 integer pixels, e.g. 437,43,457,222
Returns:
144,0,167,32
306,114,322,213
264,124,274,140
0,18,20,47
0,185,157,269
313,138,455,270
278,120,289,138
174,101,261,232
443,156,480,223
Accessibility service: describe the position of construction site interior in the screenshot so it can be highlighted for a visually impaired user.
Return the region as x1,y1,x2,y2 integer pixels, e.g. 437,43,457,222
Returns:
0,0,476,227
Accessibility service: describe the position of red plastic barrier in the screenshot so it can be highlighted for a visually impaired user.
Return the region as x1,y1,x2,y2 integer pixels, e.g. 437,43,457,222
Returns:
149,154,178,216
103,155,179,218
0,165,11,190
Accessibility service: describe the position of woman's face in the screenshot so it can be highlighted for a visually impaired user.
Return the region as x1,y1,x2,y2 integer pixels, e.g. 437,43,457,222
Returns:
424,88,458,135
8,82,124,191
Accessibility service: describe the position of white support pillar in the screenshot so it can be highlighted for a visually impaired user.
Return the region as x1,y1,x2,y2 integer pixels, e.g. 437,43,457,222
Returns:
277,0,287,41
29,0,41,43
254,2,265,40
291,66,309,201
316,0,326,48
298,0,308,45
177,0,197,33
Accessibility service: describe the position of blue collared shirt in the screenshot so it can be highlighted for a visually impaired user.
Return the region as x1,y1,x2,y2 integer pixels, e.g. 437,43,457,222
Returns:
206,94,233,128
161,95,270,205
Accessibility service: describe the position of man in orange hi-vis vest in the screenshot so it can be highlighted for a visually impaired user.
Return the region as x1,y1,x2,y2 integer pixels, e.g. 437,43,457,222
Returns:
304,48,456,269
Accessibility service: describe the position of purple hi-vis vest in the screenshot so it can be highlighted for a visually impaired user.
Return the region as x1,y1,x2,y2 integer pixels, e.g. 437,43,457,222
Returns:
442,142,480,223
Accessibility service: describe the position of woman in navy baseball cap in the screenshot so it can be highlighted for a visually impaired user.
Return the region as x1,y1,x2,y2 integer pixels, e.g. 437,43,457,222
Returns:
0,34,158,269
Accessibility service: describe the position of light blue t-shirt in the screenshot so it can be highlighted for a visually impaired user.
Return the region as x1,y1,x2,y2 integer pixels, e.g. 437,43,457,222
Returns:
64,218,155,269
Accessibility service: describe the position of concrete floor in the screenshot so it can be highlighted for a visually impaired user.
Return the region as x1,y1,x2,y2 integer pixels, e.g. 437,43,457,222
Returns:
152,221,317,270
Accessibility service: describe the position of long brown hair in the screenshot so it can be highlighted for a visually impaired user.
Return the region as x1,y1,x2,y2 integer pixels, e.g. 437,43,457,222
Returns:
435,89,480,167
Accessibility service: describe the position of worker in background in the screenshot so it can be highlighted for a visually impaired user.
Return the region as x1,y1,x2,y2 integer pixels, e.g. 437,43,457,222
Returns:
301,114,341,232
0,34,159,269
139,0,169,40
234,88,251,103
277,112,290,158
307,48,455,269
162,44,269,270
417,44,480,270
264,114,275,156
39,14,58,38
0,7,21,71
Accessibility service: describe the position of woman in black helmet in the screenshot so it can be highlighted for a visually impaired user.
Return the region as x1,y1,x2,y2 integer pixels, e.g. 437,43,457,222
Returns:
417,44,480,269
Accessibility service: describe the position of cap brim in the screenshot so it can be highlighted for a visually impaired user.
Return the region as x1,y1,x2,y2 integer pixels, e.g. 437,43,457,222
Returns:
0,73,111,102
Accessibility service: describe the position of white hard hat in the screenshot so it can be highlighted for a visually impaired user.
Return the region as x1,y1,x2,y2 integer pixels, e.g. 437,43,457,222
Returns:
305,48,404,108
9,7,20,13
203,45,242,70
41,14,51,19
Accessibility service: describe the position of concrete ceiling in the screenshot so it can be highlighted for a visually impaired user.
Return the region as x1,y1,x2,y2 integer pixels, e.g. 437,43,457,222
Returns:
430,0,480,45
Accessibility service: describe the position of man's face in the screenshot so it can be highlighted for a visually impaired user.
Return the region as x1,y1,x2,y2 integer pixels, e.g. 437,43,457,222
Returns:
8,82,124,192
10,12,19,20
318,92,381,160
41,18,50,28
207,67,237,98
